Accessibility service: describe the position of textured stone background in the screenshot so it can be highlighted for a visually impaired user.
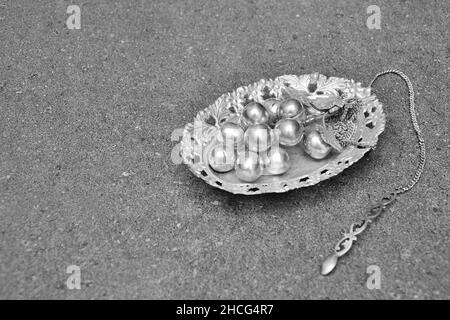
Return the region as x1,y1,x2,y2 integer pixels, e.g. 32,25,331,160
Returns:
0,0,448,299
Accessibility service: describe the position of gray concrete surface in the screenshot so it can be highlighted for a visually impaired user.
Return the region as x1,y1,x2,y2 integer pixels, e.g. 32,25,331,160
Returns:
0,0,449,299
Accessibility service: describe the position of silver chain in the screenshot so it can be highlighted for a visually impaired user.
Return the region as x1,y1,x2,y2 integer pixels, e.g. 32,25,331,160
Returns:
321,70,426,276
369,69,426,194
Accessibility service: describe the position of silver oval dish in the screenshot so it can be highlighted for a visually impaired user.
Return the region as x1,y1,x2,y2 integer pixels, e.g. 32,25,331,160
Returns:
180,73,385,195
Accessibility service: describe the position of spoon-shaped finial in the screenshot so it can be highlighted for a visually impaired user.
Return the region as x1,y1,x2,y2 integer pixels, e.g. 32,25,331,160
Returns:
321,253,339,276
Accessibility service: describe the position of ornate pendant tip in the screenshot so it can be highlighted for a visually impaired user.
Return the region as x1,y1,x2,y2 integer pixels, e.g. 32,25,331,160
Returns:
321,253,338,276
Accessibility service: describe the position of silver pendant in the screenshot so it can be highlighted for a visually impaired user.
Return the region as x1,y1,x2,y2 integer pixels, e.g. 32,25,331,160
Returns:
181,73,384,194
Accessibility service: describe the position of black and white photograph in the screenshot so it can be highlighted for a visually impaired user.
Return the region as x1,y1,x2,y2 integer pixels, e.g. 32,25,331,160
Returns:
0,0,448,304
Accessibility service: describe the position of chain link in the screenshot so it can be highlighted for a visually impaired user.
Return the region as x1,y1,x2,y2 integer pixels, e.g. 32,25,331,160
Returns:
321,70,426,275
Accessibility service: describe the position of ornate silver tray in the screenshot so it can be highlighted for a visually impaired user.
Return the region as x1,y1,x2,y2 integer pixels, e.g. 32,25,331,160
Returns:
180,73,385,195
